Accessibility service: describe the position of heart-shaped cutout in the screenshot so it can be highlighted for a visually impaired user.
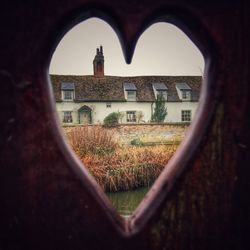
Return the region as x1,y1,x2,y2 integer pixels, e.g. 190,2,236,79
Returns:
49,17,205,221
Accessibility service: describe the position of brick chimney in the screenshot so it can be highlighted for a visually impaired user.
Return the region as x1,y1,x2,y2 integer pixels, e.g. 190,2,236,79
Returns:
93,45,104,78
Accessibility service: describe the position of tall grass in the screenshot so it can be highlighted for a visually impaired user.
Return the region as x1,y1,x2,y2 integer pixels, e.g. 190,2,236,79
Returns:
82,145,178,192
65,126,178,192
66,125,118,157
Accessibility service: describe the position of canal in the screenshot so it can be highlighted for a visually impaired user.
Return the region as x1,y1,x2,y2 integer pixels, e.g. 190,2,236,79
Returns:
106,187,150,217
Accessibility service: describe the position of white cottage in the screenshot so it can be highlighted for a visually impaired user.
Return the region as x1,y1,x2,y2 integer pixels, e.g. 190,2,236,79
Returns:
50,46,202,125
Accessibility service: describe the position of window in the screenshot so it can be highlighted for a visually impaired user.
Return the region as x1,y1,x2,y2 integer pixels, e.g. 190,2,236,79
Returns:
181,90,191,100
152,83,168,100
126,111,136,122
157,90,167,100
63,90,74,101
63,111,73,123
106,103,111,108
181,110,191,122
124,82,137,101
175,83,192,101
127,91,136,101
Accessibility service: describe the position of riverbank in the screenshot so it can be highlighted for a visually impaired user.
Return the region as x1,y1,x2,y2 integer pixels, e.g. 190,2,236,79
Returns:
65,125,183,192
82,144,178,192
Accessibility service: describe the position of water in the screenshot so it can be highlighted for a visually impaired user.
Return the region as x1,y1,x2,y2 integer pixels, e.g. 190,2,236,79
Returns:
106,187,150,217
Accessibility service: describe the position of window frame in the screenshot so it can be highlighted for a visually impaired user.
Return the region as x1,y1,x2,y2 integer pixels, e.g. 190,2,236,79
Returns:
181,90,191,100
63,111,73,123
127,90,136,101
181,110,191,122
62,90,74,101
126,111,136,123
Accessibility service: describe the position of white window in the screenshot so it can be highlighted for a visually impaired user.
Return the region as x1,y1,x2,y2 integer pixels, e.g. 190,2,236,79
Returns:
62,90,74,101
181,110,191,122
182,90,191,100
63,111,73,123
127,91,136,101
106,103,111,108
126,111,136,122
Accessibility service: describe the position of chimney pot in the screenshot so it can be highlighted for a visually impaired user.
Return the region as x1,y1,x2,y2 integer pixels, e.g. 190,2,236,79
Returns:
93,46,104,78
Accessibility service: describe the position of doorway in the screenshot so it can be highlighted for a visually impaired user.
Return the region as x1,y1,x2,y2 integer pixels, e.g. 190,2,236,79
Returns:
78,105,92,124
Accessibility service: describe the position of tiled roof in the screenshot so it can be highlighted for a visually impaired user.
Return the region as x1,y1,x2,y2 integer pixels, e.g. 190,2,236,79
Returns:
50,75,202,102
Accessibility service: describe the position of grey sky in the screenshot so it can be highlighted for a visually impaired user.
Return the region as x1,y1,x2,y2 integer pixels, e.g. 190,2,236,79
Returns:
49,18,204,76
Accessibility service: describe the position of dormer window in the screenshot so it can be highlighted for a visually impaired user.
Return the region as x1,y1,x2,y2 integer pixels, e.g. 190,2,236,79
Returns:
182,90,190,99
176,83,192,101
181,90,191,100
158,90,168,99
63,90,74,100
61,82,75,101
152,83,168,100
124,82,137,101
127,91,136,101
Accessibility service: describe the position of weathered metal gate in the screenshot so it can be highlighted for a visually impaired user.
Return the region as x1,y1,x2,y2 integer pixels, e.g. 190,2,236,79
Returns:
0,0,249,249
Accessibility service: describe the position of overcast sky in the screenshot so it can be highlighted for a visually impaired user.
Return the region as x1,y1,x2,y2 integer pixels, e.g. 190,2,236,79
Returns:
49,18,204,76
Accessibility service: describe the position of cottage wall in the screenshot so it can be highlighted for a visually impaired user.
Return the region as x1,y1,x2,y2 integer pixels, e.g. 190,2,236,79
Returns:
165,102,198,122
56,101,198,124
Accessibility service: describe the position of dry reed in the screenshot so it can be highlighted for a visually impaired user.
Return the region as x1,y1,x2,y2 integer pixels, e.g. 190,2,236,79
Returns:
65,126,178,192
66,125,118,157
82,145,178,192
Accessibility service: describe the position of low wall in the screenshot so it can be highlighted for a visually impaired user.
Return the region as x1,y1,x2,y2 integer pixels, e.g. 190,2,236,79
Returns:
111,124,189,145
63,123,189,145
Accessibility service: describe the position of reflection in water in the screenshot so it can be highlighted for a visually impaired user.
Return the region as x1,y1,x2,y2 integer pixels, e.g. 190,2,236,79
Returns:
106,187,150,217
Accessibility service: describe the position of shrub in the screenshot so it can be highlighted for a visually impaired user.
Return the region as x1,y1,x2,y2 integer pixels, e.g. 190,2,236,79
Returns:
103,112,120,127
130,138,143,146
66,126,118,157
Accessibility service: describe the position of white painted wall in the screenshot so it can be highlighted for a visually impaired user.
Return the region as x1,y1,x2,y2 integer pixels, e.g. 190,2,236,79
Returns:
164,102,197,122
56,101,198,124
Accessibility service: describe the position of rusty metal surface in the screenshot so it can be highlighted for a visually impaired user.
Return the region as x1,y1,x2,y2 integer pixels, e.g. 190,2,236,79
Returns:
0,0,250,249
